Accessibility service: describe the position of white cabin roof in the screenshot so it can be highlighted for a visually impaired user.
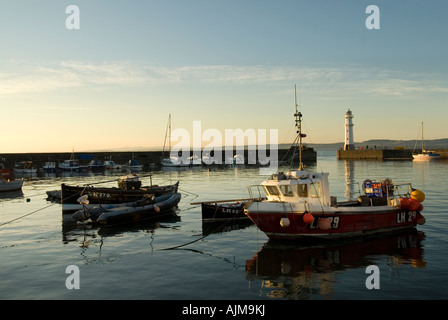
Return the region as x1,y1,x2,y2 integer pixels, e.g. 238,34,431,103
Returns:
260,170,331,206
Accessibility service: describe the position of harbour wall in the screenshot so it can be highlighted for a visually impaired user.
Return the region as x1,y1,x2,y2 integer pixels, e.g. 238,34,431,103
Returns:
1,148,317,170
4,148,447,170
337,149,448,160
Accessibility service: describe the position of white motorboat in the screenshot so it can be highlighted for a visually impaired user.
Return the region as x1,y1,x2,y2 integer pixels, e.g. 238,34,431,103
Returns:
104,160,122,170
42,162,57,172
13,161,37,174
0,169,24,192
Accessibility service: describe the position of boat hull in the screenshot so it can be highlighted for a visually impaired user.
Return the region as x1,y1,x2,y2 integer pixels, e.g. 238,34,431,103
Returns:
161,159,191,167
60,181,179,213
201,202,247,222
412,154,440,161
96,193,181,225
245,205,421,240
0,180,24,192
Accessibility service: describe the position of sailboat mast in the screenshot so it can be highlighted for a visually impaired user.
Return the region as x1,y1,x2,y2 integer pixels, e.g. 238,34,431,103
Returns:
169,113,172,152
162,113,172,159
294,85,304,170
421,121,424,151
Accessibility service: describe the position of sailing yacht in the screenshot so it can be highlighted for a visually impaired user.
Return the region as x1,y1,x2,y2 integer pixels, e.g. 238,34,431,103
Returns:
161,114,191,167
59,148,82,171
412,122,440,161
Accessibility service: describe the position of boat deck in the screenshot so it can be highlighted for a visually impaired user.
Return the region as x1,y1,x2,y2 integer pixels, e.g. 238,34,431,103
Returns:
334,195,389,207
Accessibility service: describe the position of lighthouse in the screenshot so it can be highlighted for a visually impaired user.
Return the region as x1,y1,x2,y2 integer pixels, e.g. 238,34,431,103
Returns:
344,109,354,150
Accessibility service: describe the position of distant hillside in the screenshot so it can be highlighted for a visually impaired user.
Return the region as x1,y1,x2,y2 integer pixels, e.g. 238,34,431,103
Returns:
303,138,448,151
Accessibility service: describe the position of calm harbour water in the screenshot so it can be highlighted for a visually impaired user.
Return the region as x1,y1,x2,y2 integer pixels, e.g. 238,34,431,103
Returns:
1,151,447,301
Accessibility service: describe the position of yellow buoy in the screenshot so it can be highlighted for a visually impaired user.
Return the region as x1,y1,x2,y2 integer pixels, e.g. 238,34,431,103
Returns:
411,189,425,203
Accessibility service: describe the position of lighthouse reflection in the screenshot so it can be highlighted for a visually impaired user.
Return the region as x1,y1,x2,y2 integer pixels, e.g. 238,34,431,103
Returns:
344,160,356,201
245,229,426,299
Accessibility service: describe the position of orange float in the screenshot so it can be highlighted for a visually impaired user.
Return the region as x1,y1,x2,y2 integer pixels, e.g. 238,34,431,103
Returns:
318,217,331,230
407,198,421,211
303,212,314,224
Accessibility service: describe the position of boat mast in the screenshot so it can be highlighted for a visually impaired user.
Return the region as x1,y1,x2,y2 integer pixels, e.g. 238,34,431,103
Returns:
169,113,171,153
421,121,424,151
162,113,171,159
294,85,305,170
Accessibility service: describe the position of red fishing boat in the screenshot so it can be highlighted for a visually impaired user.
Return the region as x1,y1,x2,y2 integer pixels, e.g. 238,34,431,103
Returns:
244,87,426,240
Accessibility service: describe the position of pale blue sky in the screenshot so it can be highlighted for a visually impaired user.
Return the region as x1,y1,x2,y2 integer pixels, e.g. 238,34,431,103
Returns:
1,1,447,152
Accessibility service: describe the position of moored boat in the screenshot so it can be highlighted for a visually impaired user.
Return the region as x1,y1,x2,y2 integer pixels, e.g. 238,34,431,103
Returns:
104,159,122,170
88,160,105,171
412,150,440,161
72,192,181,225
13,161,37,174
123,159,143,171
244,86,427,240
59,159,81,171
200,201,248,222
42,162,57,172
412,122,440,161
0,169,24,192
161,114,194,167
59,149,83,171
161,156,191,167
60,175,179,213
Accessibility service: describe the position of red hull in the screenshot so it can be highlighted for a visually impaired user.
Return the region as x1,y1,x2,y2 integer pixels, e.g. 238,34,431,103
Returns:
245,208,421,240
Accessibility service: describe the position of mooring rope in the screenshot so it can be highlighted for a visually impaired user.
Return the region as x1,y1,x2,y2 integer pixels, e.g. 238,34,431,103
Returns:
0,202,57,227
157,204,244,251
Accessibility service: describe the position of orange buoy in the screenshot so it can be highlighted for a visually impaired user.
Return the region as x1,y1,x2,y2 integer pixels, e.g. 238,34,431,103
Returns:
416,213,426,225
399,198,409,209
318,217,331,230
303,265,313,275
407,198,421,211
303,212,314,224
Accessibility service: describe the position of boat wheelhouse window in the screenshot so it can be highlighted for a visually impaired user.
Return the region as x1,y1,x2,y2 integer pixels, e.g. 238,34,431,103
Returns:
265,186,280,196
297,184,308,197
310,182,321,198
280,185,293,197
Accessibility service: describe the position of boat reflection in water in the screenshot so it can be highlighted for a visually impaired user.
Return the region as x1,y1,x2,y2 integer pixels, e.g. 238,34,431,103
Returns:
245,229,426,299
201,218,254,236
61,214,181,252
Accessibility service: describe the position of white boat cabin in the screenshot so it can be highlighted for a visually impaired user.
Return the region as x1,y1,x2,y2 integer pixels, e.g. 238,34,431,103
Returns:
259,170,331,207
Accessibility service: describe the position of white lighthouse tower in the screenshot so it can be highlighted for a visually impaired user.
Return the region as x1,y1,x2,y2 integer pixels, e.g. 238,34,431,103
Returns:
344,109,355,150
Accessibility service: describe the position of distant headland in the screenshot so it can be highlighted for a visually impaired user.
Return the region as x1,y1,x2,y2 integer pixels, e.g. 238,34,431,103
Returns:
303,138,448,151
